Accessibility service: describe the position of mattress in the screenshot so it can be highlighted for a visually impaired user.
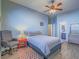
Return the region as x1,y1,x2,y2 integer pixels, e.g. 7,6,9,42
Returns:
28,35,60,56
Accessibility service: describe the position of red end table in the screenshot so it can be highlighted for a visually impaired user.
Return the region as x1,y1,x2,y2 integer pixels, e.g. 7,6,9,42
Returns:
18,38,27,48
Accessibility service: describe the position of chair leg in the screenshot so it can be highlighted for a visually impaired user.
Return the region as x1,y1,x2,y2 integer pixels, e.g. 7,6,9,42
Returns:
44,57,48,59
8,48,13,55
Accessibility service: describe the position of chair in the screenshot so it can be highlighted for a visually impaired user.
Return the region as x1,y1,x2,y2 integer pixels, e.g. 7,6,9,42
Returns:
0,31,1,48
0,31,2,54
1,41,10,55
2,30,18,54
0,31,9,55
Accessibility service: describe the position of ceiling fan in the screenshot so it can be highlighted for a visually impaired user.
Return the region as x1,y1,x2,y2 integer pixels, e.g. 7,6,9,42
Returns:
45,0,63,13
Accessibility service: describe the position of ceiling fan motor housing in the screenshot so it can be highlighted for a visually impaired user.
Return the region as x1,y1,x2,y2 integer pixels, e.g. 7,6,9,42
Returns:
48,0,54,3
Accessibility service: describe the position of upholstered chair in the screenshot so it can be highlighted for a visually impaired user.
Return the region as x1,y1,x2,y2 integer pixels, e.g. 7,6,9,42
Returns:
2,30,18,54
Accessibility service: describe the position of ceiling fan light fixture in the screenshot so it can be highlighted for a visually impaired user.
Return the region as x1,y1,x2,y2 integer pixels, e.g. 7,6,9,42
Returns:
49,9,56,14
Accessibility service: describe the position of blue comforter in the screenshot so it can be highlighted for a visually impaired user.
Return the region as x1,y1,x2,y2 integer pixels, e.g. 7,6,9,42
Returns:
28,35,60,56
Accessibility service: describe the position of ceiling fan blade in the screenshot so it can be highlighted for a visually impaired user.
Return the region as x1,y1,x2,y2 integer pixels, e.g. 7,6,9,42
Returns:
44,9,50,12
55,8,63,10
57,2,62,6
45,5,50,8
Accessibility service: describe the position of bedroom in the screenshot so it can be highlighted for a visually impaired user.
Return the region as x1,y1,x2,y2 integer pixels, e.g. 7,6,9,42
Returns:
0,0,79,59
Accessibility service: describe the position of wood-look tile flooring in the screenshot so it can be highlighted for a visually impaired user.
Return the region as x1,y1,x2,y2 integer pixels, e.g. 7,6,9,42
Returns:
49,43,79,59
1,43,79,59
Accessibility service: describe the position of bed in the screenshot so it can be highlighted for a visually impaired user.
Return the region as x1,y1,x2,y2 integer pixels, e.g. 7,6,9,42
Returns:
27,32,61,59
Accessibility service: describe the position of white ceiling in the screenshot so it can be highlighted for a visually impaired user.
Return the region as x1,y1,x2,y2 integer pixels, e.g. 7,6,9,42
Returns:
9,0,79,15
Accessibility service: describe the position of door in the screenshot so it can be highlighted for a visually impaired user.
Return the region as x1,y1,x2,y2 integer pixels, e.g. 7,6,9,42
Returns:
48,24,52,36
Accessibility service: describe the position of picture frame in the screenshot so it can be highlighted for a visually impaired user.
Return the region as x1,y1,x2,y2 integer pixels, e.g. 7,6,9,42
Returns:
40,22,44,26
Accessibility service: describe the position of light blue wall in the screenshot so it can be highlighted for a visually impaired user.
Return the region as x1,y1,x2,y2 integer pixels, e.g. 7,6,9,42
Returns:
57,10,79,40
3,1,48,38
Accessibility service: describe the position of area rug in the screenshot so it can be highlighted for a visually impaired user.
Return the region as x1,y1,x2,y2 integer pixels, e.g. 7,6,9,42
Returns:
17,47,43,59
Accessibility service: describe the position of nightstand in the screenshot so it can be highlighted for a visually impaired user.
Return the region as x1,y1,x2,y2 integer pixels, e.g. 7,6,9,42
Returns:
18,38,27,48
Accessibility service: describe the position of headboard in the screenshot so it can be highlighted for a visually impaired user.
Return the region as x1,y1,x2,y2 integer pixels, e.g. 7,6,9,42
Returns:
27,31,42,36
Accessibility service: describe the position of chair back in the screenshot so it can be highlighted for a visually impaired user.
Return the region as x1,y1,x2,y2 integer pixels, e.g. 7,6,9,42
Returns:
0,31,2,47
2,30,12,42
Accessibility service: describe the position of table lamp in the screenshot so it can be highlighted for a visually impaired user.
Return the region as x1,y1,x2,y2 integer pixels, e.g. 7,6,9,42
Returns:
18,31,27,48
18,31,26,40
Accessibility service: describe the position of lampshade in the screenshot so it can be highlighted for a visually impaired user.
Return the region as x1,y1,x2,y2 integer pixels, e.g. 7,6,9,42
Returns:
16,25,27,32
18,31,26,39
